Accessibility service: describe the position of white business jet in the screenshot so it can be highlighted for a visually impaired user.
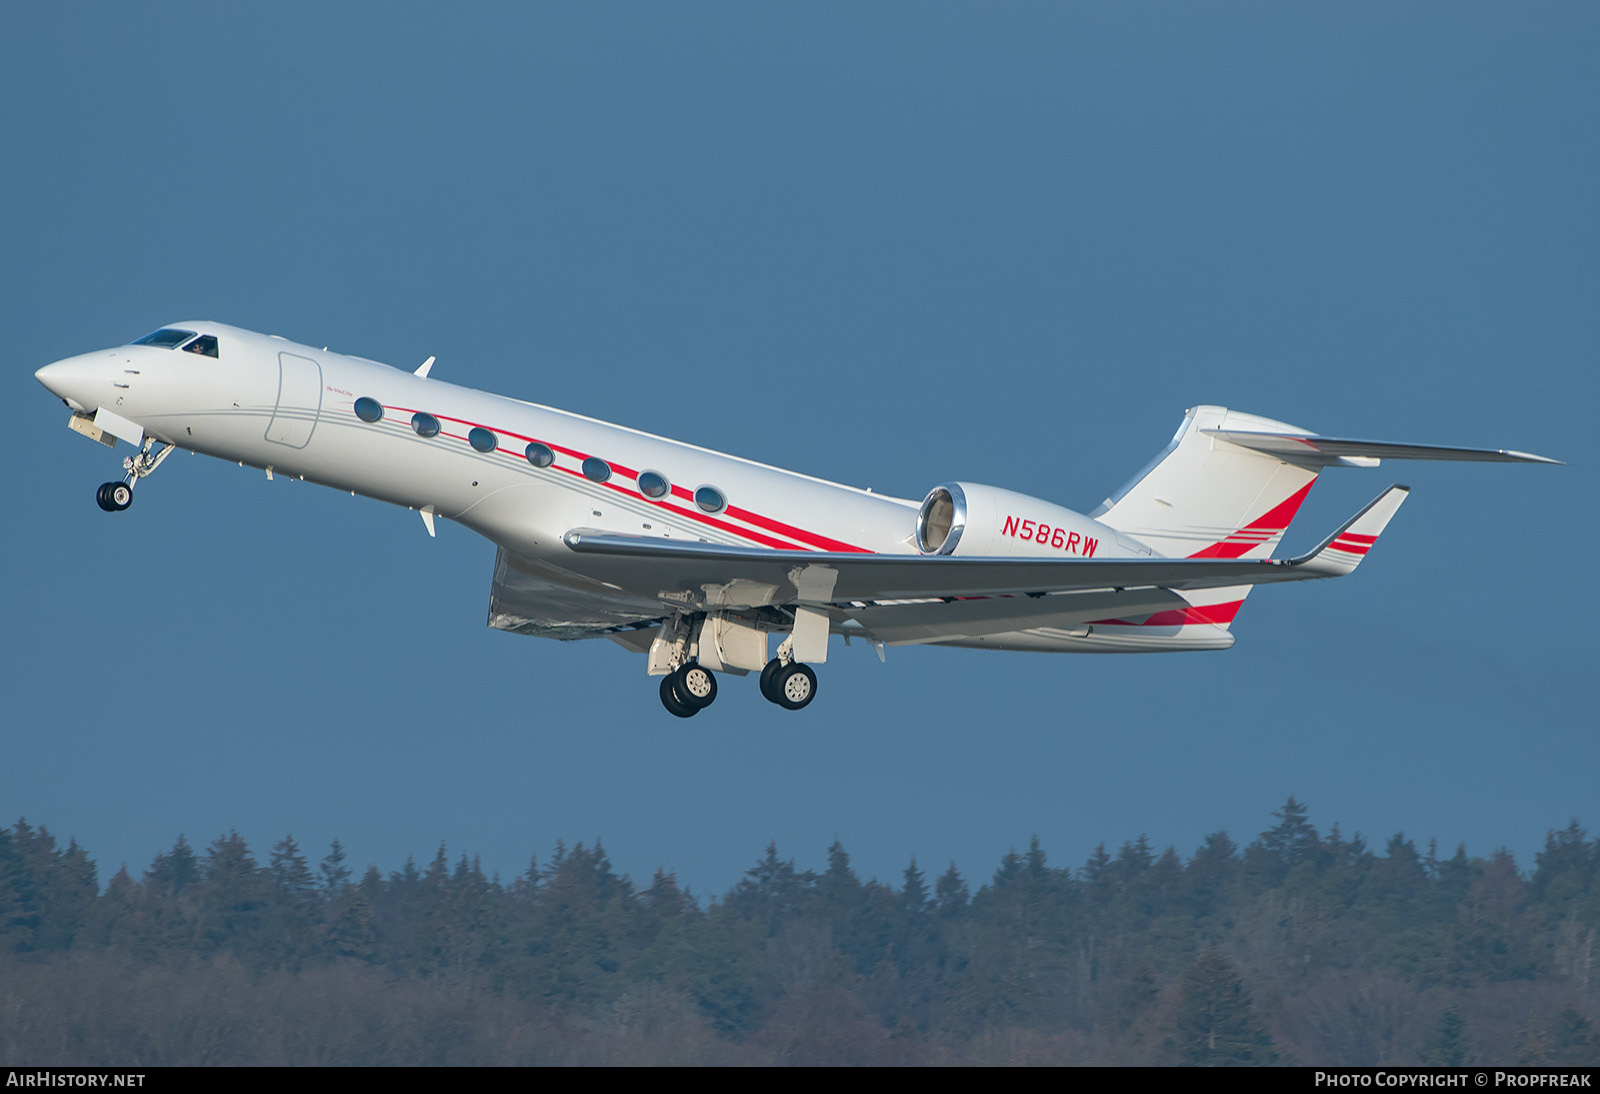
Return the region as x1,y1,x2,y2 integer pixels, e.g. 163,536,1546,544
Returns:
36,322,1558,716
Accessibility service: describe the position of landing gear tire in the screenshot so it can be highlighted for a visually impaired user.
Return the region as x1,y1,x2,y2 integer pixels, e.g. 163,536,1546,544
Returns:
759,658,785,703
660,674,698,718
674,664,717,710
773,663,818,711
96,482,132,512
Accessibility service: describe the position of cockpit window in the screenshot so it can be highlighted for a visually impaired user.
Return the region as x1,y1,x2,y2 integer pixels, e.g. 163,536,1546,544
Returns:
132,328,197,349
183,334,219,358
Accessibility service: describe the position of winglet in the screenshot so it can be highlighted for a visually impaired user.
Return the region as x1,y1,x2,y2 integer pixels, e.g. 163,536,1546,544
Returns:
1288,485,1409,576
415,355,436,379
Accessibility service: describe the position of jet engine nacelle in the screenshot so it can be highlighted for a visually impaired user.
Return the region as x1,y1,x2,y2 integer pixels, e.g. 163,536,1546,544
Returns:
916,482,1149,559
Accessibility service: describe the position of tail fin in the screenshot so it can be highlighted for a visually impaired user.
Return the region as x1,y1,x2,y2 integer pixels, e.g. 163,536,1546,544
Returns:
1092,405,1557,631
1091,407,1323,632
1092,406,1323,561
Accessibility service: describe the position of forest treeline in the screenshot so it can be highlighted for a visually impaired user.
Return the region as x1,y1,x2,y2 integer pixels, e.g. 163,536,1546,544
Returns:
1,799,1597,1066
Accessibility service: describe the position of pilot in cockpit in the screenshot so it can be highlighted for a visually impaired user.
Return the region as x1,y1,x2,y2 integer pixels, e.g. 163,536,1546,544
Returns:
182,333,219,358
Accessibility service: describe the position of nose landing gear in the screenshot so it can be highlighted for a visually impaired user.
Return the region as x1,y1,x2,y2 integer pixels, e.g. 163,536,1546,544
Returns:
94,436,174,513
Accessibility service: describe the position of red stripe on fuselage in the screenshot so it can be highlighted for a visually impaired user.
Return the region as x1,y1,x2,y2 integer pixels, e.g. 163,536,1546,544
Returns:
723,504,871,553
378,403,865,552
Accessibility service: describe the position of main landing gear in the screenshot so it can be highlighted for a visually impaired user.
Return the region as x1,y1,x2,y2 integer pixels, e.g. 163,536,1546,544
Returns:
650,612,824,717
95,436,174,513
656,656,820,717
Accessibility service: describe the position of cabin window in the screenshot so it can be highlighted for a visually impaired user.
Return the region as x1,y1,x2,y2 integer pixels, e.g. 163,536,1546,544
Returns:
582,457,611,483
468,427,498,453
131,328,196,349
354,397,384,423
638,470,669,498
182,334,219,358
411,412,440,438
695,485,726,514
525,442,554,468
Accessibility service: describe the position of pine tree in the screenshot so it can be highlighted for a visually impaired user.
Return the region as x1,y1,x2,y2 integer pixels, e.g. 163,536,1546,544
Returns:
819,841,883,974
935,863,968,917
196,831,273,958
268,835,320,967
319,838,352,893
271,836,318,905
1184,831,1240,927
900,859,929,917
0,822,39,952
144,834,201,895
1173,949,1276,1066
731,842,813,935
133,835,204,958
34,835,99,951
1082,842,1113,884
1249,797,1321,887
324,883,380,963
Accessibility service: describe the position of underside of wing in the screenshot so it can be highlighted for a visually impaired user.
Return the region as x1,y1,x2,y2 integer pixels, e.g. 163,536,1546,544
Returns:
838,586,1196,646
487,547,667,638
490,486,1407,651
485,544,1201,648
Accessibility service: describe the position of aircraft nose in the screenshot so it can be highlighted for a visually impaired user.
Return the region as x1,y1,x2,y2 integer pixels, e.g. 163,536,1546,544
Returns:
35,354,111,413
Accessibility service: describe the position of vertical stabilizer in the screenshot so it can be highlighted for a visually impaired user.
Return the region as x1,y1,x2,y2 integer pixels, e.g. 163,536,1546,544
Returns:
1092,407,1324,631
1093,407,1322,561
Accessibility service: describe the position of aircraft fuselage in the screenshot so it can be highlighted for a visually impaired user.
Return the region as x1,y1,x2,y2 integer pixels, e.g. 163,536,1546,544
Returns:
37,321,931,566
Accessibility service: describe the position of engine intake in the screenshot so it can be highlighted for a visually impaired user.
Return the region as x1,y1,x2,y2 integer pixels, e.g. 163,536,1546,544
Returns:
916,481,1138,559
916,484,966,554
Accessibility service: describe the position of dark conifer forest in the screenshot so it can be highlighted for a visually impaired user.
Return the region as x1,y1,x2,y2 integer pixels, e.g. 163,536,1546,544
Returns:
1,800,1596,1066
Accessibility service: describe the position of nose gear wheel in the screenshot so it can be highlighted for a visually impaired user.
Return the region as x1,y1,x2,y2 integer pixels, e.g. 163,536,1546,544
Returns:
96,482,133,512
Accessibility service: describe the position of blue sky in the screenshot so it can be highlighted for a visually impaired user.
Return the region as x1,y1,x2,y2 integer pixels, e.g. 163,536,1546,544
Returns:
4,3,1594,896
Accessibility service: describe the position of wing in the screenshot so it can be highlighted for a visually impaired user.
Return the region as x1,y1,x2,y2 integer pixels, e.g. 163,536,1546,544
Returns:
535,486,1410,645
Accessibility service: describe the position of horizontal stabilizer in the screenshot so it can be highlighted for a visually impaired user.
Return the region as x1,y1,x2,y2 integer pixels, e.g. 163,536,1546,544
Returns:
1203,429,1562,467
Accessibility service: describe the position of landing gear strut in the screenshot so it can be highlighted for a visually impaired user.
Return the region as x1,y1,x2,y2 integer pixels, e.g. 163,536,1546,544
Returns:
95,436,174,513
